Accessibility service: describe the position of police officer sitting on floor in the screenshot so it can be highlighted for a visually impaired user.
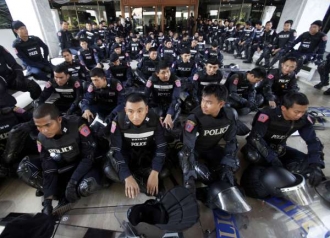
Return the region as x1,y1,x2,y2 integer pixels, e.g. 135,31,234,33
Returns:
81,68,125,123
61,49,87,81
145,61,181,132
135,47,159,85
263,56,299,108
35,64,83,115
57,20,79,55
17,104,103,215
0,45,41,100
78,38,101,71
314,53,330,94
241,92,325,188
104,93,168,198
108,53,133,88
225,67,266,115
12,21,53,81
179,84,239,193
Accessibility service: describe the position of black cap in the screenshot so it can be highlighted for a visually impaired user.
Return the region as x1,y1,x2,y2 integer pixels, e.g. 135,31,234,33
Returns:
12,20,25,30
110,53,119,62
311,20,322,27
180,47,190,54
131,34,137,38
113,43,121,49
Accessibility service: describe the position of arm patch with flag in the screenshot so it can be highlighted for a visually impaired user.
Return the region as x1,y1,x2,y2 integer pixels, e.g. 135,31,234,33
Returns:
175,80,181,87
257,113,269,123
74,81,81,88
37,141,42,153
111,121,117,133
267,74,274,80
185,120,196,132
79,124,91,137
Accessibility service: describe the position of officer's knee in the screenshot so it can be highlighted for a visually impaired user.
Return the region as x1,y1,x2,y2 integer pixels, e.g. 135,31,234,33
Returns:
255,94,264,107
103,150,121,182
78,177,101,197
26,80,41,100
17,156,43,190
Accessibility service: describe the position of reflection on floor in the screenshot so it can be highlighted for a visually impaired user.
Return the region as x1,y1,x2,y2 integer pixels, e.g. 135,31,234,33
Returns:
0,52,330,237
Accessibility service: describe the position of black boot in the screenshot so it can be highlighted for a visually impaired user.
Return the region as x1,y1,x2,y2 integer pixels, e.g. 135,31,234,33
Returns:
42,199,53,216
236,120,251,136
324,88,330,95
35,189,44,197
314,82,329,89
53,197,72,216
243,59,252,63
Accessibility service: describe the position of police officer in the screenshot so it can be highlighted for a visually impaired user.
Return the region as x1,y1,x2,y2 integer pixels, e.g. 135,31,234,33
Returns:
12,21,53,81
171,47,197,79
135,47,159,85
269,20,297,68
126,34,142,60
242,20,263,64
225,67,266,115
216,20,226,50
223,21,236,53
78,38,101,71
314,54,330,94
286,20,327,73
81,68,125,123
98,20,109,43
264,56,299,108
18,104,103,215
241,92,325,188
233,21,254,58
35,64,83,115
204,41,224,66
104,93,167,198
138,40,153,60
178,33,191,52
0,90,36,178
76,22,97,46
179,85,239,193
57,20,78,55
61,49,87,81
254,21,277,67
112,43,131,63
108,53,133,88
160,39,177,67
192,58,223,103
94,39,107,61
0,45,41,100
145,61,181,130
196,35,206,56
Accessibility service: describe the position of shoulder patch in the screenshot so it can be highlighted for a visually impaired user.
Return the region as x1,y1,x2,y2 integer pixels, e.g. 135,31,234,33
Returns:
111,121,117,133
45,81,52,88
79,124,91,137
233,78,239,85
185,120,196,132
116,83,123,91
257,113,269,123
146,80,152,88
13,107,25,114
93,48,97,53
74,81,81,88
175,80,181,87
57,32,62,36
267,74,274,80
307,115,314,124
37,141,42,153
322,35,328,41
88,84,94,92
193,74,199,81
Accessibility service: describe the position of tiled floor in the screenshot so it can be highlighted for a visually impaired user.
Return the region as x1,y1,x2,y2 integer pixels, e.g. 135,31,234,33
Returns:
0,52,329,237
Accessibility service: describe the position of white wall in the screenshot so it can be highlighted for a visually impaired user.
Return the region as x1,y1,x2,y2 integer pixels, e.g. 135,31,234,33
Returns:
0,29,17,57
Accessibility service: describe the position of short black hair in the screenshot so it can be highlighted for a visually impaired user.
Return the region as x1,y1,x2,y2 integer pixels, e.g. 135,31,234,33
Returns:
249,67,267,79
255,20,262,25
202,84,228,102
156,61,169,73
282,92,309,109
285,20,293,25
245,21,251,26
90,68,106,78
282,56,297,63
60,20,68,24
206,58,220,66
54,64,69,75
33,103,60,120
79,38,88,43
61,48,72,55
266,21,273,25
126,92,148,105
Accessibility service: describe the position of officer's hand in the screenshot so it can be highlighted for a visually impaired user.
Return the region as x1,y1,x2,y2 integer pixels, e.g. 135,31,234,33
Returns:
65,180,79,203
96,63,103,68
162,114,173,129
82,110,94,122
125,176,140,199
269,101,276,108
307,164,323,187
218,165,235,186
147,170,159,196
271,157,283,167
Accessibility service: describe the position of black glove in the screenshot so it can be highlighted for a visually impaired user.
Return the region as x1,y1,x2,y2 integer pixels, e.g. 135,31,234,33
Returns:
308,164,323,187
271,157,283,167
65,180,79,203
218,165,235,186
